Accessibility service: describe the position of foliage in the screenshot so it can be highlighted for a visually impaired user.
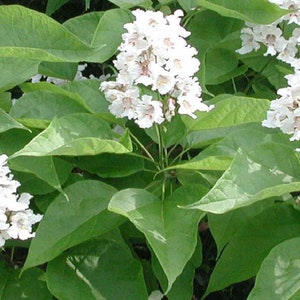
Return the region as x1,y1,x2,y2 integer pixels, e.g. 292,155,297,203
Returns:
0,0,300,299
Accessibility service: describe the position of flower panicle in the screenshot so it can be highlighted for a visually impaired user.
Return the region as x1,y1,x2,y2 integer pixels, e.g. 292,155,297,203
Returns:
100,9,213,129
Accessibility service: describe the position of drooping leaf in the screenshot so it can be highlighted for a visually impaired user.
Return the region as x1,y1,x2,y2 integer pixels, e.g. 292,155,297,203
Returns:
248,237,300,300
0,108,29,133
23,180,123,271
46,230,148,300
0,5,106,62
9,156,73,194
204,205,300,297
11,113,132,157
108,185,207,292
185,143,300,213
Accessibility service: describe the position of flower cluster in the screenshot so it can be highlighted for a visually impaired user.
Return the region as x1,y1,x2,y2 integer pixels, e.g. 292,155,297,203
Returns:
0,154,42,248
236,1,300,66
100,9,213,128
237,0,300,141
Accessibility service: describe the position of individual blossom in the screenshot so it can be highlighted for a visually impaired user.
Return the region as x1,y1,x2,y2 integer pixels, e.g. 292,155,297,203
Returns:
262,72,300,140
0,154,42,248
100,9,213,128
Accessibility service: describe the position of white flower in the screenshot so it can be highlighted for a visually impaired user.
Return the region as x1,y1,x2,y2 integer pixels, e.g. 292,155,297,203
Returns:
236,27,261,55
0,154,43,247
100,9,212,127
135,95,164,128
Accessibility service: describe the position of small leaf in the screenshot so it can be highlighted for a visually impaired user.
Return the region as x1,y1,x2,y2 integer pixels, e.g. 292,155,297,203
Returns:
248,237,300,300
23,180,123,271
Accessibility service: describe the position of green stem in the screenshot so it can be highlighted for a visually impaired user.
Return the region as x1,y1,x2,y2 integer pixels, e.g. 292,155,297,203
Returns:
129,131,156,164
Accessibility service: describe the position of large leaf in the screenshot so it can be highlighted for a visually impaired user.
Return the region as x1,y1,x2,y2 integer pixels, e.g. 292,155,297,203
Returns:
182,95,270,131
0,261,52,300
64,9,133,62
11,113,132,157
46,230,148,300
107,0,152,9
76,154,144,178
208,198,275,257
23,180,123,271
248,237,300,300
152,237,202,300
204,205,300,297
196,0,288,24
108,185,207,292
9,156,73,195
185,143,300,213
10,89,90,129
0,108,28,133
0,58,39,92
0,5,106,62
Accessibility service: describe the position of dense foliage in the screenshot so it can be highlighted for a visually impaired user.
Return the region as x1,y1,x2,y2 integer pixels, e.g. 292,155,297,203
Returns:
1,0,300,299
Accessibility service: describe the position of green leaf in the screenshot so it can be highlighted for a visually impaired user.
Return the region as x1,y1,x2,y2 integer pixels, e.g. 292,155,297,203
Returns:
107,0,152,9
0,108,29,133
63,12,105,45
196,0,288,24
152,236,202,300
208,198,275,256
9,156,73,194
46,0,69,15
177,0,198,11
0,5,106,62
0,58,39,92
46,230,148,300
248,237,300,300
0,261,52,300
76,154,144,178
181,95,270,131
11,113,132,157
91,9,134,61
0,92,11,111
64,9,133,62
185,143,300,213
166,155,232,171
108,185,207,292
10,89,90,129
204,205,300,296
38,61,77,80
23,180,123,271
145,115,186,147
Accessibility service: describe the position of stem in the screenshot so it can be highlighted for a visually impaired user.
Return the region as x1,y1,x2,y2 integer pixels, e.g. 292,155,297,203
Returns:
155,124,165,169
129,131,156,164
10,246,15,263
